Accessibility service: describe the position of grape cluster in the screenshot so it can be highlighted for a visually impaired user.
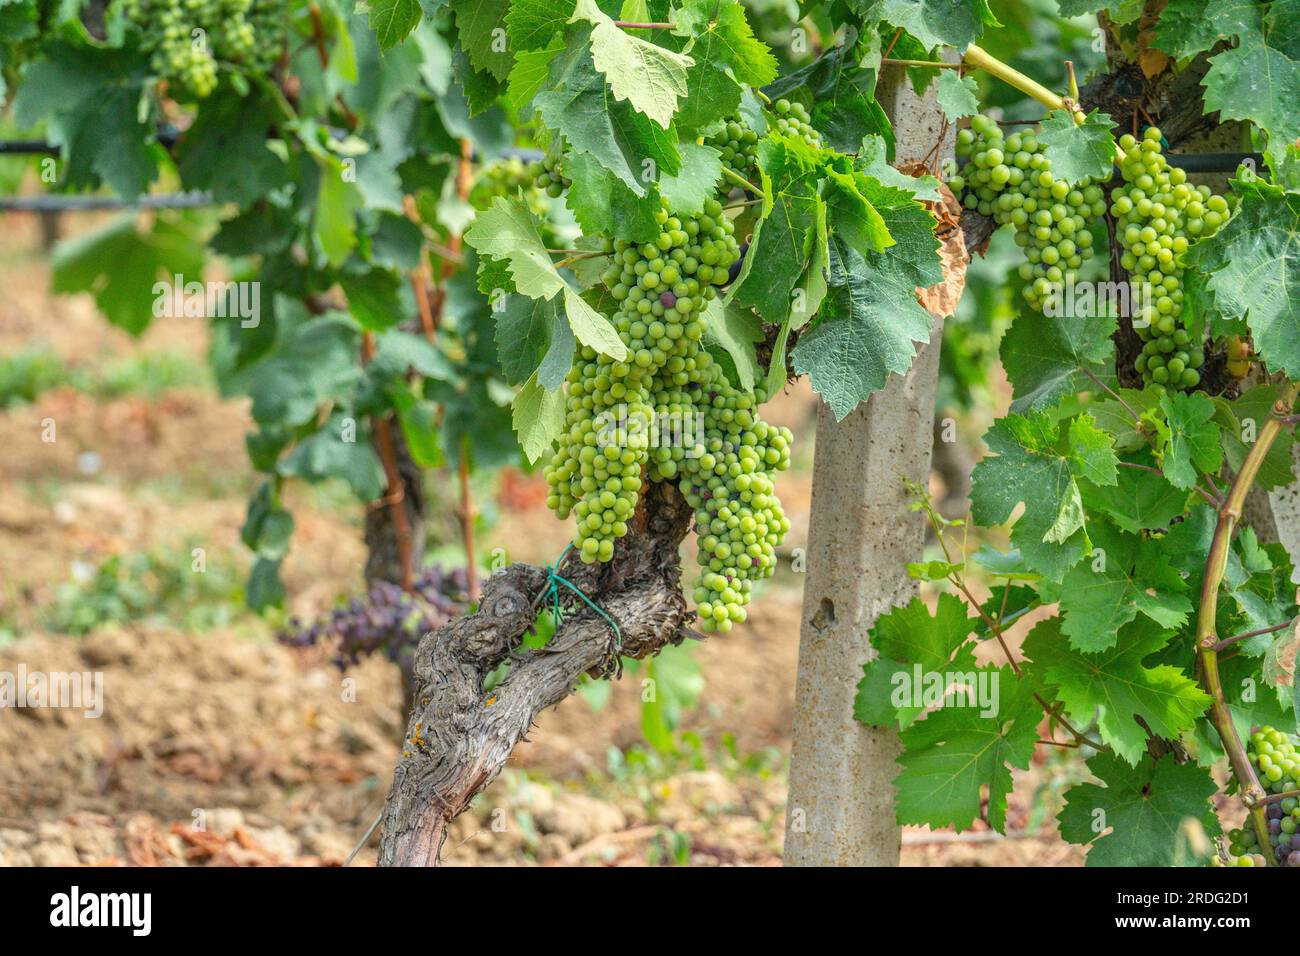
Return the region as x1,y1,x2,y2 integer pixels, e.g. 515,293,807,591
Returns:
706,99,821,184
951,115,1105,314
1222,725,1300,867
117,0,284,99
470,157,542,212
530,155,569,199
1111,127,1230,390
277,566,470,687
542,191,791,627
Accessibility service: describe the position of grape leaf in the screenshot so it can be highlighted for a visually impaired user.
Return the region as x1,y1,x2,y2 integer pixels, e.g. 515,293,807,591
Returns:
970,412,1111,581
507,0,577,52
370,0,424,51
512,370,567,463
894,666,1040,833
280,415,386,500
1027,617,1210,765
246,558,286,612
464,197,627,359
246,315,362,428
702,299,762,392
315,157,365,267
495,295,558,384
672,0,777,131
506,38,564,114
535,36,681,195
1151,0,1260,60
1159,390,1222,490
854,593,978,730
1080,461,1189,534
1218,384,1297,490
999,306,1116,412
1058,753,1221,866
50,214,204,336
863,0,1001,51
1203,40,1300,149
935,71,979,121
657,142,723,217
857,135,942,202
450,0,513,81
1051,521,1191,654
1184,178,1300,377
571,0,692,128
1068,414,1118,486
564,150,662,242
732,135,825,325
1038,109,1117,186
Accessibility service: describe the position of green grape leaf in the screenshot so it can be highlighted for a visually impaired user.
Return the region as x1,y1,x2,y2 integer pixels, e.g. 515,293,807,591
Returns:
1184,178,1300,378
857,135,942,202
970,411,1109,581
863,0,1001,51
564,150,662,242
450,0,513,81
496,296,559,384
894,666,1040,833
1037,109,1117,186
280,415,386,500
315,157,365,267
512,370,567,463
672,0,777,131
1052,521,1191,654
506,37,565,114
246,557,286,612
370,0,424,51
464,197,627,359
1201,29,1300,149
13,42,158,198
657,141,723,217
570,0,692,128
1026,617,1210,766
247,315,362,428
1068,414,1118,486
51,214,204,336
823,163,894,255
339,267,405,332
1058,753,1221,866
1152,0,1261,60
935,71,979,122
175,92,289,204
535,37,681,195
507,0,578,52
1158,390,1222,490
999,307,1117,414
1080,461,1190,534
702,299,763,392
370,330,457,382
1218,385,1297,490
241,482,295,560
732,135,826,326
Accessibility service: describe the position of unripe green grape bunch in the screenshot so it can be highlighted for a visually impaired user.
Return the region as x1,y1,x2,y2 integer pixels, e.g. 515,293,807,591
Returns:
706,99,821,183
117,0,283,99
529,155,570,199
541,156,793,629
1220,725,1300,867
1111,127,1230,390
470,157,543,213
951,115,1105,315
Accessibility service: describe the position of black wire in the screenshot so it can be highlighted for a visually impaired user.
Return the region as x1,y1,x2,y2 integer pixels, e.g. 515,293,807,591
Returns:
0,192,213,212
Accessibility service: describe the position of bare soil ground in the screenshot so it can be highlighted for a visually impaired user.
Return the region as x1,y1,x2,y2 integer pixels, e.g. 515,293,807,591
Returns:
0,213,1084,866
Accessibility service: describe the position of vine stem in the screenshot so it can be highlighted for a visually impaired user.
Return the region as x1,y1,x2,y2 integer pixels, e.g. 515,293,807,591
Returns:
613,20,673,29
1261,788,1300,805
1212,619,1293,652
881,58,961,69
720,164,768,201
361,331,415,593
1195,382,1299,866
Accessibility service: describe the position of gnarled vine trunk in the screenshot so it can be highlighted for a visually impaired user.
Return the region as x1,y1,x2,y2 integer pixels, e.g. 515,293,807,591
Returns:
377,479,695,866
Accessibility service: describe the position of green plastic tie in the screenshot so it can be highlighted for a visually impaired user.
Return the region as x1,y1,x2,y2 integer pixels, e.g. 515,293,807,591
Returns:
546,543,622,649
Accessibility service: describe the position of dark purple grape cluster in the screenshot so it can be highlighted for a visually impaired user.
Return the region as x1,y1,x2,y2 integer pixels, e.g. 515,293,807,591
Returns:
277,566,470,686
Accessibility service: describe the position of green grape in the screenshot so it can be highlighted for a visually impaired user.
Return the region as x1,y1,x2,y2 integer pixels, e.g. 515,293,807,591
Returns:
1110,127,1231,390
470,157,544,212
1244,725,1300,867
529,155,570,198
116,0,284,99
